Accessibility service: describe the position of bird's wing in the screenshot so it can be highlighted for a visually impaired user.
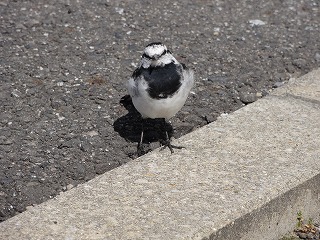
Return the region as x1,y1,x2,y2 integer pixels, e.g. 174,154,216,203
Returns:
126,77,139,98
143,62,182,99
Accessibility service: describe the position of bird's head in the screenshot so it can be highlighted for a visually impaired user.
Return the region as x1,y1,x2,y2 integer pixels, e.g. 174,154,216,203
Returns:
140,42,177,68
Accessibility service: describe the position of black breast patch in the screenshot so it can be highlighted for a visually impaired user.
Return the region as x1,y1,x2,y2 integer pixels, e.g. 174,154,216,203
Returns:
133,62,182,99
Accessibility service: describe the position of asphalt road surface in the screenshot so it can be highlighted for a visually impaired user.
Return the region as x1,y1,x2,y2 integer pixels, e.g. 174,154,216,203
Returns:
0,0,319,222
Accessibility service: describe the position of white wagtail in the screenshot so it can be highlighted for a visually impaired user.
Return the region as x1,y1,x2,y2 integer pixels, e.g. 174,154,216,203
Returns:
127,42,194,154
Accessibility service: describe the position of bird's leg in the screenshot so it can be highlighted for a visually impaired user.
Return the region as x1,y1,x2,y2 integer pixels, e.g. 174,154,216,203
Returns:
138,124,144,148
160,118,184,153
137,118,151,157
137,119,145,156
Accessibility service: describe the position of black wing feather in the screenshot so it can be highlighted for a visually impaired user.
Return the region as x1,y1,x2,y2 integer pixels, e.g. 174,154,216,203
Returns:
133,62,182,99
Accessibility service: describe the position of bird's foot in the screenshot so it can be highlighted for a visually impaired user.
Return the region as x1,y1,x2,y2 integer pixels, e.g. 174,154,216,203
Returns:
137,142,151,157
160,139,185,154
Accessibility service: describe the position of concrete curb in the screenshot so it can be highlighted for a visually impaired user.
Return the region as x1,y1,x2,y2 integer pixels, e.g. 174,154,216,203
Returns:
1,68,320,239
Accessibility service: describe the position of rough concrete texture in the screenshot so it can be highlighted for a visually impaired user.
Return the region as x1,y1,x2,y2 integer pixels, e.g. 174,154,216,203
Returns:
0,69,319,239
210,174,320,240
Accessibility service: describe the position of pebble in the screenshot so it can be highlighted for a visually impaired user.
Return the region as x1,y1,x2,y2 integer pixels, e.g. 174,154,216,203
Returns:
115,7,124,14
11,89,21,98
296,232,307,239
239,92,257,104
67,184,74,190
306,232,314,239
25,205,34,211
274,72,288,82
84,130,99,137
249,19,266,27
256,92,262,97
292,58,307,69
273,82,285,88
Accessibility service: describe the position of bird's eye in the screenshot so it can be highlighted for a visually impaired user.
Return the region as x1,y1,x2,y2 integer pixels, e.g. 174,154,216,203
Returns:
142,53,153,59
159,49,168,57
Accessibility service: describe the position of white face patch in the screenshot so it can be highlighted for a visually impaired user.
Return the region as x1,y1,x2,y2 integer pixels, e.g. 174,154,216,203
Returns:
144,44,167,59
140,43,178,68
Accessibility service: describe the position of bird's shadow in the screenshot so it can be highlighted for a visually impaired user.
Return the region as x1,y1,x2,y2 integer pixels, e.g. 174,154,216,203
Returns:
113,95,174,147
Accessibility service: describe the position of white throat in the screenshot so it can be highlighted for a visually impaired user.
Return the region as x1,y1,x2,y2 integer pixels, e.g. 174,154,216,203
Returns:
140,53,178,68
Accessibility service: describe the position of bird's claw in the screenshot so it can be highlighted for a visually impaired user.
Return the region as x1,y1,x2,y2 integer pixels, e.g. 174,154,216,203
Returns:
160,139,185,154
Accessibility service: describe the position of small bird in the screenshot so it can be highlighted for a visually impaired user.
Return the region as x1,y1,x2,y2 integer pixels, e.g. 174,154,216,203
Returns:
127,42,194,155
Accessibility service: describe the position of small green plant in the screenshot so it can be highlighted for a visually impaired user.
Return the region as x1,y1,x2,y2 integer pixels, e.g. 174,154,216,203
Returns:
296,210,303,229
